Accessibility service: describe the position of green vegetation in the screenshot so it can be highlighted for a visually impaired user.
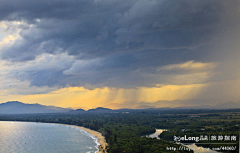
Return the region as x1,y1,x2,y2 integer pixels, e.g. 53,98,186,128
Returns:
0,109,239,153
159,111,240,153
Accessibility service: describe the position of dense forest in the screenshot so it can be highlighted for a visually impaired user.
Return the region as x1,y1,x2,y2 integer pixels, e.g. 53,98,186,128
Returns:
0,109,239,153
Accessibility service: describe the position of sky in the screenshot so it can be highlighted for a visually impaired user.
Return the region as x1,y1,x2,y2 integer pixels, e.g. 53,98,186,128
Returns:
0,0,240,110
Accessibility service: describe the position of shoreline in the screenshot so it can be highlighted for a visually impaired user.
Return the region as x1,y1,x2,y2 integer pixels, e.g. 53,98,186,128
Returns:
67,124,108,153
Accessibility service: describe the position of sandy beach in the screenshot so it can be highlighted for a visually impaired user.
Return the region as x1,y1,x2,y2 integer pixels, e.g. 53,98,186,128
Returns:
72,125,108,153
57,124,108,153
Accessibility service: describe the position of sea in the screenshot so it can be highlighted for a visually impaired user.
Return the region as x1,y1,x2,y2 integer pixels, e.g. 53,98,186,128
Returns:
0,121,99,153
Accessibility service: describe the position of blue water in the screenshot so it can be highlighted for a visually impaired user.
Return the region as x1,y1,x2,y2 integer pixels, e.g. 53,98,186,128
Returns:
0,121,99,153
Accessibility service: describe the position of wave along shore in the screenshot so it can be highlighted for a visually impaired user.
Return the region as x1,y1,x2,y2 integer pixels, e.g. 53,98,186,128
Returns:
61,124,108,153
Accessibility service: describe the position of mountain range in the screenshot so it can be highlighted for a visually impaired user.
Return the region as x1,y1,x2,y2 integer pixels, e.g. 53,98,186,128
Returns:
0,101,239,114
0,101,72,114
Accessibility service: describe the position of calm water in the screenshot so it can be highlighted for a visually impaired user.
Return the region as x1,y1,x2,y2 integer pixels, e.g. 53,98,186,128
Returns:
0,121,99,153
147,129,167,139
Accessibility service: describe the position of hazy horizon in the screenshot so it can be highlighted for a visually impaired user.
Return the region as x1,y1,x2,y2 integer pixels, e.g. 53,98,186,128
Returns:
1,0,240,110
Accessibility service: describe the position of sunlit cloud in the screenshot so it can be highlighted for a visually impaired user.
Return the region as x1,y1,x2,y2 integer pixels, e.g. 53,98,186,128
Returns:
160,61,217,71
0,34,19,48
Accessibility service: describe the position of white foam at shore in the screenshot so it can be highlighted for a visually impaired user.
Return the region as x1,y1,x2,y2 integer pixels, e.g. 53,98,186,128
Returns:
52,123,100,153
75,127,100,153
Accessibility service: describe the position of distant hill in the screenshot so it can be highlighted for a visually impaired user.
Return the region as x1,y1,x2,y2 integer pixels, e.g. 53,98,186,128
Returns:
213,102,240,109
68,108,86,114
173,102,240,110
0,101,72,114
87,107,115,113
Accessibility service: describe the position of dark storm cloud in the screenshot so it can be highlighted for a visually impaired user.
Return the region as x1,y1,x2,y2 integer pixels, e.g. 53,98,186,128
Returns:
0,0,239,89
1,0,226,61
